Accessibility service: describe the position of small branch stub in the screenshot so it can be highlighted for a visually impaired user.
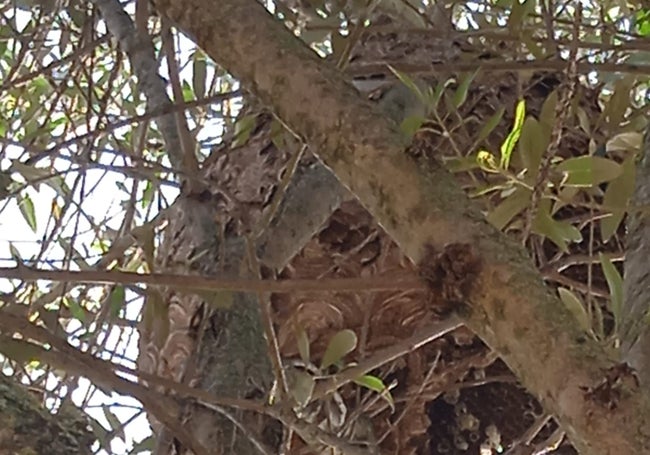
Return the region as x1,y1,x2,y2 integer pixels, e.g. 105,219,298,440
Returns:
418,243,482,315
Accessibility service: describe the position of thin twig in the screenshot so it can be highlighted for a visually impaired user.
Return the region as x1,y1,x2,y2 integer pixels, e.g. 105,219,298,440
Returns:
0,265,427,294
245,237,289,396
522,5,582,243
201,402,275,455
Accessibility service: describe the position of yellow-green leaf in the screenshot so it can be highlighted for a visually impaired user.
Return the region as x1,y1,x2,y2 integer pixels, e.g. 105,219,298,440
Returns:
500,99,526,169
354,374,394,411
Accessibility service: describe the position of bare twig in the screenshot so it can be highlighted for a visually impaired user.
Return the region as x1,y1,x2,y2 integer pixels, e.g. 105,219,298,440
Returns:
0,266,426,294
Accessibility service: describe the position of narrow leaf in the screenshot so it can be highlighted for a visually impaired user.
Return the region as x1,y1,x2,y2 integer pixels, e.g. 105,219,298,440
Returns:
476,106,505,144
500,99,526,169
600,253,623,333
17,193,37,232
321,329,357,370
354,374,395,411
108,286,125,319
453,69,479,108
192,52,207,99
558,288,591,334
601,156,635,242
487,188,531,230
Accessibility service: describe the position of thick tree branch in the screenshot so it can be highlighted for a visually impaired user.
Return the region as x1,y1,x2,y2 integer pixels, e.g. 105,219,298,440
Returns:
151,0,650,453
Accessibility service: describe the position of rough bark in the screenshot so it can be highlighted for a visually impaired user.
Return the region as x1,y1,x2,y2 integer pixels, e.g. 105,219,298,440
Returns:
150,0,650,453
0,373,95,455
622,126,650,383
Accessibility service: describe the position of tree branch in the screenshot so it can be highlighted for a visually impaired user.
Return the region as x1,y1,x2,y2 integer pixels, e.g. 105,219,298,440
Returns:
151,0,650,452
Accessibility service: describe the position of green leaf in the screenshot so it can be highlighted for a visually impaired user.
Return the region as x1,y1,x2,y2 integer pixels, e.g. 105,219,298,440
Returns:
289,368,315,407
354,374,394,411
539,90,558,134
108,286,125,319
141,181,154,209
232,114,257,148
518,116,546,177
452,69,479,108
130,435,155,454
387,66,425,103
600,253,623,334
17,192,37,232
295,323,311,365
558,288,591,334
102,405,125,440
320,329,357,370
475,106,505,144
500,99,526,169
9,242,23,263
428,79,452,110
400,115,424,137
487,188,531,230
603,76,635,130
601,156,635,242
445,156,481,173
507,0,535,31
64,296,87,324
606,132,643,153
532,201,582,253
556,156,622,187
636,9,650,36
181,79,194,101
192,52,207,99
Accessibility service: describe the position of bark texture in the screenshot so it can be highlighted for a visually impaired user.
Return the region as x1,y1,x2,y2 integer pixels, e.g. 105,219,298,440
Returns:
150,0,650,453
622,126,650,383
0,373,95,455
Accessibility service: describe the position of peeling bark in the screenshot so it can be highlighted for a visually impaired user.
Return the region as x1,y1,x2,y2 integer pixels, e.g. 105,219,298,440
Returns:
150,0,650,453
